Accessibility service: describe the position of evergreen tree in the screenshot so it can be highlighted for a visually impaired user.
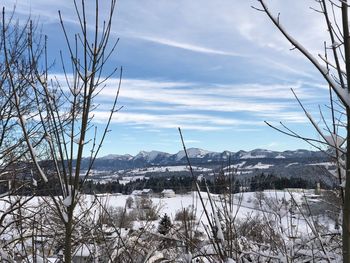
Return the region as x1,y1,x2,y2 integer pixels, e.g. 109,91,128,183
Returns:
158,213,172,235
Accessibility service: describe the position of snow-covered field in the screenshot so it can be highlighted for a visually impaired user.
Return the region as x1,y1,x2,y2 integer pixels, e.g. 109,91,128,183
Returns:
125,165,212,175
0,189,340,262
73,190,334,232
0,190,332,227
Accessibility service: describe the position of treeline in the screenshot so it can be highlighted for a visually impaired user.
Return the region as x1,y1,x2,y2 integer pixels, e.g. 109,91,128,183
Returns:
81,173,318,195
248,173,317,191
82,176,195,195
2,173,320,196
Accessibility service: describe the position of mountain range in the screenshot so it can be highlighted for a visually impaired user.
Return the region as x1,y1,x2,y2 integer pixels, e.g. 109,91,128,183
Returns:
97,148,326,166
83,148,337,187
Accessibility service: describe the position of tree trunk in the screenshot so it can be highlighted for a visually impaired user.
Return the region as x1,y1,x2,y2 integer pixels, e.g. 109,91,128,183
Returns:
343,1,350,262
64,213,73,263
344,108,350,263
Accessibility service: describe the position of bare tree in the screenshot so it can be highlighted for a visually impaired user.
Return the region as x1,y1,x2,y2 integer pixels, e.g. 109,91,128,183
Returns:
255,0,350,261
1,0,121,261
0,8,50,261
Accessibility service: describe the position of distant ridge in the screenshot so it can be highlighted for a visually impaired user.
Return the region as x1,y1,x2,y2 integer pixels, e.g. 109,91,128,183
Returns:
82,148,336,187
99,148,324,163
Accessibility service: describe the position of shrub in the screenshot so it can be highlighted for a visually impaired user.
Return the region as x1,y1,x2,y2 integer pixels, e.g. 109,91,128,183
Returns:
100,207,135,228
126,196,134,209
174,207,196,221
133,197,159,220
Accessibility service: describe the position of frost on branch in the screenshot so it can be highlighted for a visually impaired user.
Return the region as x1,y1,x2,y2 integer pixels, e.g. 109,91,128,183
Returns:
27,140,48,183
259,0,350,107
32,178,37,187
305,112,345,148
63,185,75,207
324,133,346,148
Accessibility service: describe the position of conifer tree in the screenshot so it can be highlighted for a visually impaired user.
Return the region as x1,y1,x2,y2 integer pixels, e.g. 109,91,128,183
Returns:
158,213,172,235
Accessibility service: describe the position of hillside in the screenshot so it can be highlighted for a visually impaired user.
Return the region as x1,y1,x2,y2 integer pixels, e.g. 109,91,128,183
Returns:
82,148,337,187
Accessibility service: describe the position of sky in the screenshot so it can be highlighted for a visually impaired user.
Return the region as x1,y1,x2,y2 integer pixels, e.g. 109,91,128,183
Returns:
3,0,337,156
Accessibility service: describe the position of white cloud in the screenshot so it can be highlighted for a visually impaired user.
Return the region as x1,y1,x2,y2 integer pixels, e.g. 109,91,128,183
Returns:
2,0,335,152
102,77,327,113
52,73,326,130
258,112,309,124
97,78,292,113
91,111,264,131
136,35,244,57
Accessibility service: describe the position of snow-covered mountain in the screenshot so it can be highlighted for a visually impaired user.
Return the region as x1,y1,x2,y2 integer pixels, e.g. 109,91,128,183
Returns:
134,150,171,162
174,148,213,161
87,148,328,170
96,147,327,165
100,154,133,160
82,148,336,187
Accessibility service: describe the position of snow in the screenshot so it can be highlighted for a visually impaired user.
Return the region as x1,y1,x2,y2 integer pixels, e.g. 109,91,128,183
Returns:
32,178,38,187
307,162,334,168
134,150,168,162
240,153,266,159
214,209,224,241
331,41,340,48
245,162,273,169
47,257,60,263
324,133,345,148
259,0,350,108
237,171,252,175
126,165,212,175
25,136,48,183
62,195,72,207
224,162,246,170
175,148,212,160
73,244,91,257
275,154,285,159
183,253,192,262
0,189,337,261
63,185,74,207
286,162,298,167
161,189,176,197
119,175,148,185
100,154,132,160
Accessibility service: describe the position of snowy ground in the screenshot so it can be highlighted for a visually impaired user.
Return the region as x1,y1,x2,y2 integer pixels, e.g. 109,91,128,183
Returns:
79,189,335,235
0,189,340,262
125,165,212,175
0,189,335,240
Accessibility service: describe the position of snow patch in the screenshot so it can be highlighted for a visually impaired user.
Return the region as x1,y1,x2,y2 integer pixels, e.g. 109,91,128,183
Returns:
286,162,298,167
275,154,285,159
245,162,273,169
175,148,212,160
240,153,266,159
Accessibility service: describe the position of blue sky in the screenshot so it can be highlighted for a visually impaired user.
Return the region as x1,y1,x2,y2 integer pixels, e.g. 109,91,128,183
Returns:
4,0,335,155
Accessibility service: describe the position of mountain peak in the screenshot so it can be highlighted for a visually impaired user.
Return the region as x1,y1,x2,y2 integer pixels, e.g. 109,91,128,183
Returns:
175,148,213,161
100,154,133,160
134,150,170,162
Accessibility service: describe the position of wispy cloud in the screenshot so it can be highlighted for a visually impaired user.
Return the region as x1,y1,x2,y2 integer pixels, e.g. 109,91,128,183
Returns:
258,111,309,123
4,0,334,153
99,77,324,113
91,111,264,131
136,35,244,57
53,74,323,131
97,78,289,112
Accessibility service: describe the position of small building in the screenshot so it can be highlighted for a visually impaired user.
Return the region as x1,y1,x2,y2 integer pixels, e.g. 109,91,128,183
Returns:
131,189,153,197
131,190,143,196
141,189,153,197
161,189,176,198
73,244,92,263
